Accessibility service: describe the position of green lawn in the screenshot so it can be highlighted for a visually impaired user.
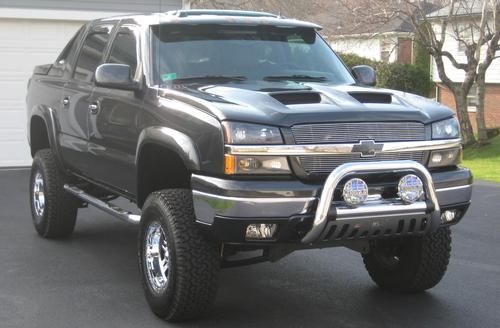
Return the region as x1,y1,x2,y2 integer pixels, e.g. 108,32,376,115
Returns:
462,135,500,183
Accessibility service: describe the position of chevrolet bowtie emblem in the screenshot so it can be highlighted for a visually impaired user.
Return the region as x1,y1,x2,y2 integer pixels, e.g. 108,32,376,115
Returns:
352,140,383,157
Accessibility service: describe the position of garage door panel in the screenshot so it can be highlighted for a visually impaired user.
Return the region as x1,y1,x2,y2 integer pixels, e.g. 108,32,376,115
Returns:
0,141,32,166
0,51,59,74
0,128,26,142
0,79,28,102
0,19,82,167
0,20,80,48
0,110,26,128
0,127,30,166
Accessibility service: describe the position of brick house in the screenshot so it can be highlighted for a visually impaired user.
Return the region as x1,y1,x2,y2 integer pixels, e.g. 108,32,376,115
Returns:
428,3,500,130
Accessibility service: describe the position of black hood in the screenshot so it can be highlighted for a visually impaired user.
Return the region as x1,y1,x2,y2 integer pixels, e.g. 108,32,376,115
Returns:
159,81,454,127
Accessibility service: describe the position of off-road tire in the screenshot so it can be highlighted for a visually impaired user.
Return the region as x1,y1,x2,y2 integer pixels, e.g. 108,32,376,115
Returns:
30,149,78,238
138,189,220,322
362,227,452,293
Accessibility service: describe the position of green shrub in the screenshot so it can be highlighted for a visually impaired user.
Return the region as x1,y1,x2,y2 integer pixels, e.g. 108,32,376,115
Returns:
377,63,432,97
338,53,432,97
413,41,430,72
338,53,380,69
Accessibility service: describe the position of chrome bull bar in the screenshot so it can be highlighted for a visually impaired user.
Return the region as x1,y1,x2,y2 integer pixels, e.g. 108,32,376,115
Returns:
301,160,441,244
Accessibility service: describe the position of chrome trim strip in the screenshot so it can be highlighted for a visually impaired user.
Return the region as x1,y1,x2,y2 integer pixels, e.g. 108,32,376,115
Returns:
301,160,440,244
226,138,461,156
192,190,316,225
436,184,472,192
335,201,428,220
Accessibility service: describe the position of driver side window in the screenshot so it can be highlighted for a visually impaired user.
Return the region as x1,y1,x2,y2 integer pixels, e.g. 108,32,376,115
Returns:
107,32,138,79
73,29,111,83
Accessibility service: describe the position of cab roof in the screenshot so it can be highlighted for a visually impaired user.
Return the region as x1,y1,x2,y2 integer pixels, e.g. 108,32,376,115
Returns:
98,9,322,30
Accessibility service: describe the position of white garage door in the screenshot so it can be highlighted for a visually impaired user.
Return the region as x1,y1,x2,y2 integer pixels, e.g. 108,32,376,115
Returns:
0,18,83,167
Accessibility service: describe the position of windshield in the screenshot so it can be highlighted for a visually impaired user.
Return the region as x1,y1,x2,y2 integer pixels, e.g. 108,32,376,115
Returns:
151,24,355,86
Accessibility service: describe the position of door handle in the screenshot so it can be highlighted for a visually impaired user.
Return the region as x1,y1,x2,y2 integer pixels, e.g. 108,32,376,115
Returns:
88,102,100,115
62,96,70,106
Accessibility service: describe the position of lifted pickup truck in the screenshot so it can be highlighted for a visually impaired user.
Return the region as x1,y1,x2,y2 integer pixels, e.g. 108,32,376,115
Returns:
27,10,472,321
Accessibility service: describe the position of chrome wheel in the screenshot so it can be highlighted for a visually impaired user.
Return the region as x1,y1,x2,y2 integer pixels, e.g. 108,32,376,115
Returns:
33,172,45,217
145,222,170,293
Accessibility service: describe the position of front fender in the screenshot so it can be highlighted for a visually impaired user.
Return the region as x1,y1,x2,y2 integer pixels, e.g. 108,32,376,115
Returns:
29,106,65,168
135,126,201,171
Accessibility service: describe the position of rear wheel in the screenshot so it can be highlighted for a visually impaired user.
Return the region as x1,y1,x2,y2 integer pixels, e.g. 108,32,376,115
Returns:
30,149,78,238
362,227,452,293
138,189,220,322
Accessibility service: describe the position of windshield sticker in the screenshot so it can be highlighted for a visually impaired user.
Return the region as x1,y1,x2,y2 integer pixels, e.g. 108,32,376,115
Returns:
161,73,177,81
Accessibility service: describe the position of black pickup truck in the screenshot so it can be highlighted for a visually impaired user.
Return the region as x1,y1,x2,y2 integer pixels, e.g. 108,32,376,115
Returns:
26,10,472,321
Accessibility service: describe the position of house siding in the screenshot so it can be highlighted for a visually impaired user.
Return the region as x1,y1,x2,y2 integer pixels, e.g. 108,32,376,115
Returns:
438,84,500,129
0,0,182,13
331,35,404,63
331,37,384,62
431,21,500,84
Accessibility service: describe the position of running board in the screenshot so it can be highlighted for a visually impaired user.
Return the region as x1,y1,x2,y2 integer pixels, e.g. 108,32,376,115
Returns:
64,184,140,224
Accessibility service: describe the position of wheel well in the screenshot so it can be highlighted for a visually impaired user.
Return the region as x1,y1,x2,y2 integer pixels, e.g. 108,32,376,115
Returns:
30,116,50,156
137,143,191,208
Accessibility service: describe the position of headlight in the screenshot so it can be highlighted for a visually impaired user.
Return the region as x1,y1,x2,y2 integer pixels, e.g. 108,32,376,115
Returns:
223,122,283,144
223,122,289,175
224,155,291,175
432,117,460,139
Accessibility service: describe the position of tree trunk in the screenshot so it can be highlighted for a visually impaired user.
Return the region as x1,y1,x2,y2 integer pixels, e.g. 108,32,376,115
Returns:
433,54,476,146
476,71,489,145
453,88,476,146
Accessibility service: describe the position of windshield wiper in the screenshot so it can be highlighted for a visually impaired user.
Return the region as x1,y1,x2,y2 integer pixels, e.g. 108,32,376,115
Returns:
169,75,247,83
263,75,327,82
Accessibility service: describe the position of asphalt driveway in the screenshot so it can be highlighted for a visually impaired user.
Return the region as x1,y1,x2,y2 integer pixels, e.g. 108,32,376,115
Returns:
0,168,499,328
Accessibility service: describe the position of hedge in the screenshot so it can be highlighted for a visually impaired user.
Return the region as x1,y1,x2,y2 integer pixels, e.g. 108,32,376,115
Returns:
339,53,380,69
338,53,432,97
377,63,432,97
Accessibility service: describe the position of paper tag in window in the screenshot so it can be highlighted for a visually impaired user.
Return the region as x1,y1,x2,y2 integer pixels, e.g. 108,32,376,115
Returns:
161,73,177,81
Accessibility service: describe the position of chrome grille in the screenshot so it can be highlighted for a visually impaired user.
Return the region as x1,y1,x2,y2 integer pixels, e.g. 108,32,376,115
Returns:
297,152,425,175
291,122,425,144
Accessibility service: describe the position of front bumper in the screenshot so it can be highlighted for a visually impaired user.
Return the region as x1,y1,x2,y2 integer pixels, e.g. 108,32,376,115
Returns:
192,163,472,244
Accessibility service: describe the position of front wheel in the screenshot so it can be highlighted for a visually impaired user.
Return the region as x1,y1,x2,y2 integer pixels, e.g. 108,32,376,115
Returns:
138,189,220,322
362,227,452,293
30,149,78,238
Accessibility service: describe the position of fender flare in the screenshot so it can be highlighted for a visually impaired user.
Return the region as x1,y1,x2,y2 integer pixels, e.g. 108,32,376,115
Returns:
135,126,201,172
29,106,65,168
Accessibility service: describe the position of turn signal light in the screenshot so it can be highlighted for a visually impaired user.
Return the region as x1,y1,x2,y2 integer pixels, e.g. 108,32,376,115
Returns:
224,154,290,175
225,154,236,174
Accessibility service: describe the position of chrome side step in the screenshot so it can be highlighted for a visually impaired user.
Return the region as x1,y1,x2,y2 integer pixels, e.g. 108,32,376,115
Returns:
64,184,140,224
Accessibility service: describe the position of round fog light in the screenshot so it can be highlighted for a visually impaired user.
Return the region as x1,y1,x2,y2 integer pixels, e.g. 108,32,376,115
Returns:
398,174,424,203
343,178,368,207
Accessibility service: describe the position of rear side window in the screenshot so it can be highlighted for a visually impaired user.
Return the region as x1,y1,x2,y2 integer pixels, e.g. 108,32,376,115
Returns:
49,26,84,76
108,33,138,77
56,27,84,65
74,31,111,82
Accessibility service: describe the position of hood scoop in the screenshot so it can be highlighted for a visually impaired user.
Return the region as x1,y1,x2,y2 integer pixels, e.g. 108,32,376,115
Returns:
348,92,393,104
270,91,325,105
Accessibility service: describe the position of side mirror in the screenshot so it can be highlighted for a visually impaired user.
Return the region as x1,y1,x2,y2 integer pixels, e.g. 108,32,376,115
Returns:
352,65,377,86
95,64,140,91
